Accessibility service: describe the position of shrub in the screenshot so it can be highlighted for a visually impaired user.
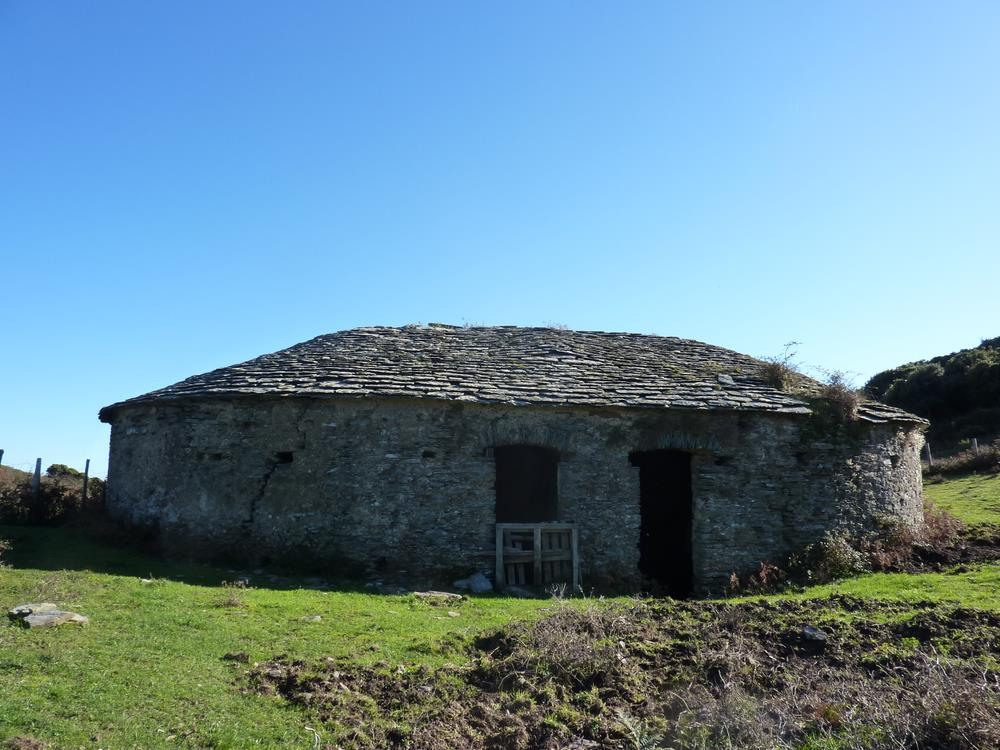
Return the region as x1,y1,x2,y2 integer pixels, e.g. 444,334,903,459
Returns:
217,579,250,609
46,463,83,478
730,503,969,592
87,477,106,504
787,530,870,584
759,343,802,391
865,336,1000,443
0,538,9,567
254,599,1000,750
818,371,861,421
862,524,917,572
924,439,1000,477
0,482,29,523
921,501,965,546
726,561,787,595
0,478,104,525
617,710,667,750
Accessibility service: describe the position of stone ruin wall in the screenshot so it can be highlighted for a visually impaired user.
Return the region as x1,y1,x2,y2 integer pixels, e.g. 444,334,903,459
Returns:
105,396,925,593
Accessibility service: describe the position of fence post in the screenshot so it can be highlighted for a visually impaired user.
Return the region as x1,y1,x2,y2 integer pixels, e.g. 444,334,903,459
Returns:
533,527,542,586
0,449,4,468
972,438,979,454
31,458,42,521
82,459,90,505
924,443,933,467
495,525,505,590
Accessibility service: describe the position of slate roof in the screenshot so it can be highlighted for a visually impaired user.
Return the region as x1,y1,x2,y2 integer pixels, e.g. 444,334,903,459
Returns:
99,325,926,424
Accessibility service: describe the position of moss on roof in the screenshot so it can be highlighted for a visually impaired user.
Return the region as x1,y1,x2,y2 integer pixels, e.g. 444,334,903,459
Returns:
99,325,925,425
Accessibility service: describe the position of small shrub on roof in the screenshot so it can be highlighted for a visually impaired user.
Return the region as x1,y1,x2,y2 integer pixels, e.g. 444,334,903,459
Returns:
819,370,861,421
759,342,802,391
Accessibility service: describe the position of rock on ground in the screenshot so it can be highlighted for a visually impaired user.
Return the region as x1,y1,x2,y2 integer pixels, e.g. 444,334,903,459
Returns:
8,603,89,629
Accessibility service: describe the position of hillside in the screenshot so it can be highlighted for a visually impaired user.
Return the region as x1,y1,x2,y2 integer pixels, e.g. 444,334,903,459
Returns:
0,464,88,491
866,337,1000,443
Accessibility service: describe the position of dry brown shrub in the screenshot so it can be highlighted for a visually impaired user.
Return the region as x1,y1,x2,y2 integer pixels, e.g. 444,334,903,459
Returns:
760,360,799,391
217,579,250,608
0,478,104,525
819,371,861,420
758,342,802,391
864,503,965,572
726,561,786,595
922,500,966,546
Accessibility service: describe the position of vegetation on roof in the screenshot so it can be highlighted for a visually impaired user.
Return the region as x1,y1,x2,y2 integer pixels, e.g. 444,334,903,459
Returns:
99,326,922,425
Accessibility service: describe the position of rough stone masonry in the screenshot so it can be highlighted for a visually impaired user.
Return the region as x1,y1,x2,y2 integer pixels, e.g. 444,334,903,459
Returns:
99,325,926,594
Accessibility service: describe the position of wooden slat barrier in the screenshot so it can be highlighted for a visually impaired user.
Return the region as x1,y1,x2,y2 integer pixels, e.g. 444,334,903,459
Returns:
495,523,579,591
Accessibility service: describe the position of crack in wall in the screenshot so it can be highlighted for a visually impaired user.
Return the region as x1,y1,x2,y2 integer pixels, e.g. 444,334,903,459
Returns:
246,461,279,527
245,400,316,530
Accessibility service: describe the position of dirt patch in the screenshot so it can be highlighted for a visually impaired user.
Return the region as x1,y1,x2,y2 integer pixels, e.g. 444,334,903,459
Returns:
900,524,1000,570
245,596,1000,749
3,738,47,750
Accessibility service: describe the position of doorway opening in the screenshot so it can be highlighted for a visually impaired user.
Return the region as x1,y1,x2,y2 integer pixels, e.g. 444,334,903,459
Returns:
494,445,559,523
629,449,693,597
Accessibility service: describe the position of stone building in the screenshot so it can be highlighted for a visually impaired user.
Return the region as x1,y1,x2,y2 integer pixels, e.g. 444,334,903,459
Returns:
99,325,926,595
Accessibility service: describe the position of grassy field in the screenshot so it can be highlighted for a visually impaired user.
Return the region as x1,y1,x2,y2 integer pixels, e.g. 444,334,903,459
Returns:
0,526,555,748
925,471,1000,526
1,471,999,749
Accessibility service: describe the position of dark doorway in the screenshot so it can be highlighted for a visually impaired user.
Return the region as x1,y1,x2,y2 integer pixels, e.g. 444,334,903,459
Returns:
494,445,559,522
629,450,693,597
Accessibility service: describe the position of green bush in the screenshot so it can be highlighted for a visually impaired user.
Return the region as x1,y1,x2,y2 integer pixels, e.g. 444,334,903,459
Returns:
788,530,871,584
866,337,1000,441
46,463,84,478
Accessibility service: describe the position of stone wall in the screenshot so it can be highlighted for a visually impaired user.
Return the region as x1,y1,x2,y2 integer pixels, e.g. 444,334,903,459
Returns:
105,396,924,593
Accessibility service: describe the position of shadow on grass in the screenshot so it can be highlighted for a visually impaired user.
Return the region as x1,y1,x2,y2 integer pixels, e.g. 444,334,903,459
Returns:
0,523,459,595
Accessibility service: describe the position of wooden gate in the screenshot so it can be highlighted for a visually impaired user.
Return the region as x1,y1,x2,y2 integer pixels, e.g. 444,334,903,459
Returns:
495,523,579,591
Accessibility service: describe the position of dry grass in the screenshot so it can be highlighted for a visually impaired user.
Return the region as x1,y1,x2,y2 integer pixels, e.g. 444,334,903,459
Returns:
216,579,250,608
249,597,1000,749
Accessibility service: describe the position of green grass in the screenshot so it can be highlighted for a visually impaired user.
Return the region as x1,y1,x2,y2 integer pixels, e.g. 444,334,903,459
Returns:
0,526,553,748
924,471,1000,526
1,471,999,748
769,563,1000,611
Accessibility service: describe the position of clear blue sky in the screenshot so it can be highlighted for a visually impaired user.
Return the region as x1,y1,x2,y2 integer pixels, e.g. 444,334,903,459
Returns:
2,2,998,477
